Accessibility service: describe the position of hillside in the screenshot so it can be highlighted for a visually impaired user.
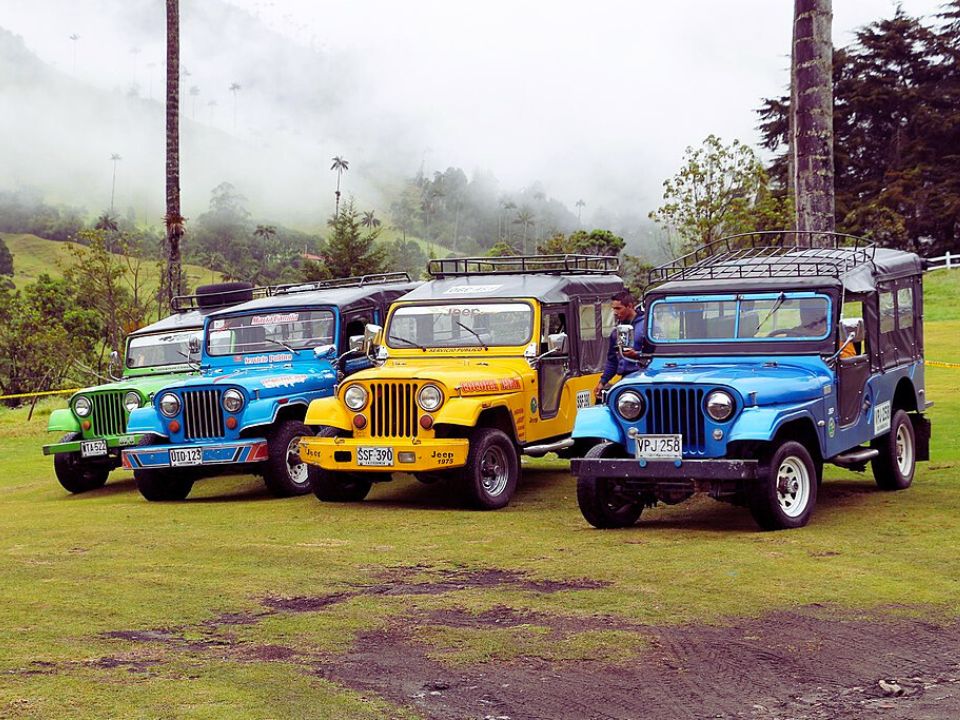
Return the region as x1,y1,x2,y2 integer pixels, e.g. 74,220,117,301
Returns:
1,232,221,293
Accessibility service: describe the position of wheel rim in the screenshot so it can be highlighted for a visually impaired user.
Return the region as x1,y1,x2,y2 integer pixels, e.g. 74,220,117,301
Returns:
479,446,509,497
896,423,914,476
776,456,810,518
286,436,308,485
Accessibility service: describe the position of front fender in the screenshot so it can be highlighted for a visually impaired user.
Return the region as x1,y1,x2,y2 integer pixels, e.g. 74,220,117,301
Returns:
727,403,824,453
126,407,167,436
572,405,625,445
242,398,309,429
305,397,352,431
47,408,80,433
433,397,506,428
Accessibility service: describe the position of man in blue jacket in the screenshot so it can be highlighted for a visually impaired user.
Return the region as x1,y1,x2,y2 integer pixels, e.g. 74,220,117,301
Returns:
593,290,646,400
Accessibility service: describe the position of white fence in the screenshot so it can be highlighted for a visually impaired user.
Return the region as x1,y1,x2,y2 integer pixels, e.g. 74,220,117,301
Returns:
927,251,956,270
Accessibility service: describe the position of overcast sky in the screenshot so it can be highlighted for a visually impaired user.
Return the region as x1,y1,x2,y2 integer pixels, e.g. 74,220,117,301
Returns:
2,0,948,224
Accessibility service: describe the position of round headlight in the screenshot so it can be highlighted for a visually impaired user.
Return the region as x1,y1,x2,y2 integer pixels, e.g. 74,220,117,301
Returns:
222,388,245,413
706,390,735,422
616,391,644,420
123,391,141,413
159,392,181,417
343,384,368,411
417,384,443,412
74,395,92,417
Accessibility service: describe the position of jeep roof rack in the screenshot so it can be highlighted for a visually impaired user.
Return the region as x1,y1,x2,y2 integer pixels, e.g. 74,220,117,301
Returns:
647,231,876,287
271,272,412,295
171,285,273,312
427,254,620,278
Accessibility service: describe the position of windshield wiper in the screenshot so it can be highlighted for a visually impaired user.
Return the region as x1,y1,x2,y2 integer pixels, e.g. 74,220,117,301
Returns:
756,292,786,333
264,337,300,355
455,320,488,349
387,334,427,351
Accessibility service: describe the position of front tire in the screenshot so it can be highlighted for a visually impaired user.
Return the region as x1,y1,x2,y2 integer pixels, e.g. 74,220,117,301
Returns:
133,434,194,501
309,427,373,502
749,440,818,530
576,442,643,529
871,409,916,490
262,420,315,497
53,432,109,494
462,428,519,510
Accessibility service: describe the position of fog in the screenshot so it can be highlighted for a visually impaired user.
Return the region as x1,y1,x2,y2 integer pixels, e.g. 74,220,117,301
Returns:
0,0,945,233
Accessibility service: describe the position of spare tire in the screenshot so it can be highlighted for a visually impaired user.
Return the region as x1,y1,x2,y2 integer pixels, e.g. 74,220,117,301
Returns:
195,282,254,308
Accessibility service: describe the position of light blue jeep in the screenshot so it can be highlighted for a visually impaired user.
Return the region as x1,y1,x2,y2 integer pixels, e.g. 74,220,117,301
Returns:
571,232,931,530
121,274,418,501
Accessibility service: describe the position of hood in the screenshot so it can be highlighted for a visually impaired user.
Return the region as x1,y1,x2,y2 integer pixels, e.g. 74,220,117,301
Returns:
346,358,528,396
625,359,829,406
69,373,194,400
158,363,336,397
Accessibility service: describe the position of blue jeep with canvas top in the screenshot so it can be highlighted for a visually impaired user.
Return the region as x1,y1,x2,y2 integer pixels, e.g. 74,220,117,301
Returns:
571,231,931,530
121,273,418,501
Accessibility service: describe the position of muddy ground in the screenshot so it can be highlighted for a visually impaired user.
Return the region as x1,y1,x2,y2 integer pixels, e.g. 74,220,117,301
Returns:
31,565,960,719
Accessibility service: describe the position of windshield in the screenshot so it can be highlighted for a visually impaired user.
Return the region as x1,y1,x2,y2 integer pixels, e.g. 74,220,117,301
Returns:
650,294,830,342
386,302,533,349
207,309,335,356
126,329,202,368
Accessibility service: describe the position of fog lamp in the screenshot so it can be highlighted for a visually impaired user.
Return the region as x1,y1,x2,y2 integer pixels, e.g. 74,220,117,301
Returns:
398,452,416,464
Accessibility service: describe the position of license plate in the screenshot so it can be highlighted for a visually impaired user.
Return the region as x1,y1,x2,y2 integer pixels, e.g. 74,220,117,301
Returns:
170,447,203,466
80,440,107,458
356,446,394,467
635,434,682,460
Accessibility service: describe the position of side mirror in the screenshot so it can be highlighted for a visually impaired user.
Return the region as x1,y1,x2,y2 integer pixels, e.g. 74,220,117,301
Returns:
840,317,865,344
188,336,201,355
363,323,383,356
108,350,122,379
616,324,635,349
546,332,568,355
349,334,364,353
313,344,337,359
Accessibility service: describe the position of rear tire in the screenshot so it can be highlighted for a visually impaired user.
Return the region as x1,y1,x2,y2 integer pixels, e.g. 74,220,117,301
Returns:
262,420,315,497
871,409,916,490
133,435,194,501
462,428,519,510
576,442,643,528
749,440,817,530
53,432,109,494
309,427,373,502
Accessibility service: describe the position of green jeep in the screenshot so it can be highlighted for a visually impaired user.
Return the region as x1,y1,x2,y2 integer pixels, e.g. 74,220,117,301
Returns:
42,283,260,493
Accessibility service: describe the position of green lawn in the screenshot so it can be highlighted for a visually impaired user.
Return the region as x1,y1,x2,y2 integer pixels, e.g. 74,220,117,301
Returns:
2,233,222,291
1,273,959,718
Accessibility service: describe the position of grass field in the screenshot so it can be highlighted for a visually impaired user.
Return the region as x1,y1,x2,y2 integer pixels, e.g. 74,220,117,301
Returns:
1,233,222,292
1,271,959,718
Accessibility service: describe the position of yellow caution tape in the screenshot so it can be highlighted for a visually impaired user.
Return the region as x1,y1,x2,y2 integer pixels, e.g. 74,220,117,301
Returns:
928,361,960,369
0,388,82,401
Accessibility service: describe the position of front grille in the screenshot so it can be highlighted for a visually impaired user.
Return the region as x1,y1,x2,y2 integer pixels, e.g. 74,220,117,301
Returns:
643,387,706,455
182,389,225,440
369,382,419,438
92,392,126,435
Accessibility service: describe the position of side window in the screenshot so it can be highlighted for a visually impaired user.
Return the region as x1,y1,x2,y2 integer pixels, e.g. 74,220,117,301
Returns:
601,301,616,337
540,310,567,348
578,302,606,373
579,303,599,343
897,287,914,329
880,291,896,334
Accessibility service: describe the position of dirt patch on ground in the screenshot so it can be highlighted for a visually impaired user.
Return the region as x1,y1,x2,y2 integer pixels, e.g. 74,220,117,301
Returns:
316,608,960,720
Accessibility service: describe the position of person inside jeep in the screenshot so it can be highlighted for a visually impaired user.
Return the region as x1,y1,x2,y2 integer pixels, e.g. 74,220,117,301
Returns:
593,290,646,400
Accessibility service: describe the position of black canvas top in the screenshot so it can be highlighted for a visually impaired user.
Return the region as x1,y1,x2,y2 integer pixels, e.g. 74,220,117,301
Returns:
206,281,421,317
399,272,624,304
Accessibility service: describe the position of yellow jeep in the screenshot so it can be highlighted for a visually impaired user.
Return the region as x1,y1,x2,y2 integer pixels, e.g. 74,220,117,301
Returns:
299,254,624,509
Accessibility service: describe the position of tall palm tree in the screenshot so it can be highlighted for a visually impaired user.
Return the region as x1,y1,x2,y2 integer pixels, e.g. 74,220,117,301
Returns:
330,156,349,217
109,153,122,214
189,85,200,119
575,199,586,225
792,0,834,245
361,211,381,228
513,208,536,255
229,82,241,131
69,33,80,75
164,0,184,310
